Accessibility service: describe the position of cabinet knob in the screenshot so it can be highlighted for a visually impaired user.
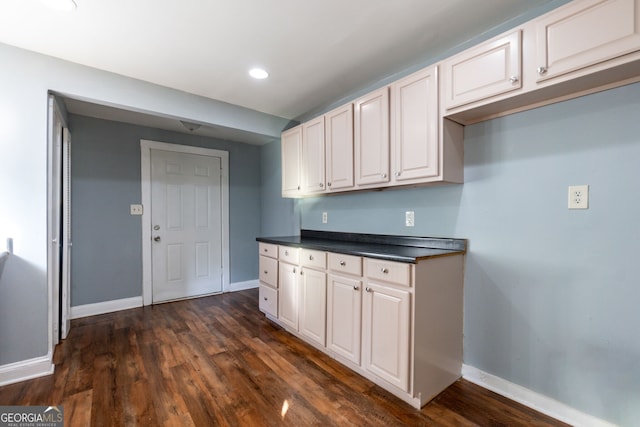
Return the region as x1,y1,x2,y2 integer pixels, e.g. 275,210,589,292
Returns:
509,75,519,83
285,250,289,256
309,255,314,261
365,287,372,293
327,182,332,187
297,185,300,190
381,267,389,274
263,248,268,252
339,260,346,266
319,183,324,188
264,297,268,301
537,66,547,75
353,286,360,291
395,171,401,177
381,173,387,179
293,267,296,273
263,270,268,274
300,270,303,275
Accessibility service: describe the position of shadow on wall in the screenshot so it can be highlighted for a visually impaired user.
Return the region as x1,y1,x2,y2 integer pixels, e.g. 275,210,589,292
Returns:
0,251,8,278
0,255,48,365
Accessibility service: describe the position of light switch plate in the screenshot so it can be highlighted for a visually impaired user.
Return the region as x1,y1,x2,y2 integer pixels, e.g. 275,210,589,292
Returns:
405,211,415,227
130,204,143,215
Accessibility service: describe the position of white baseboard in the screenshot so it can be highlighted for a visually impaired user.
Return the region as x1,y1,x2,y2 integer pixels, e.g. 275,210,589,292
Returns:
462,364,617,427
0,355,54,387
70,296,143,319
228,279,259,292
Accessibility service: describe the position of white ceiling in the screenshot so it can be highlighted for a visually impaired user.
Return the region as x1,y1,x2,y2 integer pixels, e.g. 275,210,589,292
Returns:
0,0,558,143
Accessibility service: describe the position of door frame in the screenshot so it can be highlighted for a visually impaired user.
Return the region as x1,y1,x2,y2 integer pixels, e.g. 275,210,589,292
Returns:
47,94,72,353
140,140,230,306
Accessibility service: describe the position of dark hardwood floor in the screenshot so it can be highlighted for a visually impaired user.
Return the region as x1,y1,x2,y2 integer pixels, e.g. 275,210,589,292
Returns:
0,289,568,426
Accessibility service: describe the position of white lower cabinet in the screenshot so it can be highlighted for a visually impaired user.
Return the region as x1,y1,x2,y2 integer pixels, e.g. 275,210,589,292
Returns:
299,267,327,346
259,244,464,409
362,282,411,392
327,273,362,364
278,260,299,331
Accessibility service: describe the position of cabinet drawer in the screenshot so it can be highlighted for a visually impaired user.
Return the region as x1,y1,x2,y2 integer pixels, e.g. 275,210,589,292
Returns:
328,253,362,276
259,242,278,259
279,246,299,264
259,255,278,287
259,284,278,317
301,248,326,269
365,258,411,287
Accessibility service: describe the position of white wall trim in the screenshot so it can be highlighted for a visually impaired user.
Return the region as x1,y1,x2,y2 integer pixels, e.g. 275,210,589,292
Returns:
140,139,230,306
462,364,618,427
0,355,54,387
228,279,259,292
70,296,143,319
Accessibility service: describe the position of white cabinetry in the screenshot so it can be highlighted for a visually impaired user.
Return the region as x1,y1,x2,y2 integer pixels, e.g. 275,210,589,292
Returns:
301,117,326,194
354,87,390,187
534,0,640,82
278,246,300,330
258,242,465,409
281,126,302,197
443,30,522,110
362,281,410,392
299,249,327,347
327,253,363,365
391,65,439,183
325,104,354,191
258,243,278,318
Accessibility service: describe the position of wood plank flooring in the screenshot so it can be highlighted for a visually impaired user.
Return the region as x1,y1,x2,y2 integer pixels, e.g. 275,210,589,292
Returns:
0,289,569,426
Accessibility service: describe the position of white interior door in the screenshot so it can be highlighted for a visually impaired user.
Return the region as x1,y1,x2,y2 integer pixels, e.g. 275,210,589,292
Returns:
61,127,72,339
150,149,223,302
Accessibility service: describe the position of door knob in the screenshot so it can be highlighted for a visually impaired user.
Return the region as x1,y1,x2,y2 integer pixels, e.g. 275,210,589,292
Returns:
153,236,161,242
153,225,160,230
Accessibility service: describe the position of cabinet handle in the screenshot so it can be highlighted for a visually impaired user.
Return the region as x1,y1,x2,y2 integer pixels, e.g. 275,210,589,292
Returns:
285,250,289,256
537,66,547,75
309,255,314,261
509,75,519,83
264,297,268,301
339,260,346,266
381,173,387,179
297,185,300,190
263,248,268,252
353,286,360,291
319,183,324,188
365,287,372,293
293,268,296,273
300,270,304,275
263,270,268,274
381,267,389,274
327,182,332,187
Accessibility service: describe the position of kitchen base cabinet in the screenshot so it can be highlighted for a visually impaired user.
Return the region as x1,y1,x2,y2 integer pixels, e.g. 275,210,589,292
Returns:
327,273,362,365
257,241,464,409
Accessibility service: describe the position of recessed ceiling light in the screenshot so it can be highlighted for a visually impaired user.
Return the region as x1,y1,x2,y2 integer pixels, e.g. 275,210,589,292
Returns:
40,0,77,11
249,68,269,79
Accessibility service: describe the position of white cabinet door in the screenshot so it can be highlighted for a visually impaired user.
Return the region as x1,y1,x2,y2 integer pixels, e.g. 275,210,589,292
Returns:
302,116,326,194
299,268,327,346
278,262,299,330
391,65,439,183
362,282,410,392
327,274,362,364
354,87,390,186
535,0,640,82
443,30,522,109
325,104,354,191
281,126,302,197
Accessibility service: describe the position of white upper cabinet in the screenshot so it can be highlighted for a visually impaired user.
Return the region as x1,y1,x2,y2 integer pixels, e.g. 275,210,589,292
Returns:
325,104,354,191
391,65,439,183
301,116,326,194
534,0,640,82
354,87,390,187
443,30,522,110
281,126,302,197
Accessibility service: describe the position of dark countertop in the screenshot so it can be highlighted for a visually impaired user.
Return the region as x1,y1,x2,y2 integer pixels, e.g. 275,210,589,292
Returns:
256,230,466,263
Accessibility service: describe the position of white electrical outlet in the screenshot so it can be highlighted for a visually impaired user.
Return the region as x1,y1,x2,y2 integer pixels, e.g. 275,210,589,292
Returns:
130,204,143,215
322,212,328,224
568,185,589,209
405,211,415,227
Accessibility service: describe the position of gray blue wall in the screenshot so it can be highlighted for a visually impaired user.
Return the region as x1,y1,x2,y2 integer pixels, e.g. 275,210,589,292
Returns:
70,114,262,306
283,83,640,426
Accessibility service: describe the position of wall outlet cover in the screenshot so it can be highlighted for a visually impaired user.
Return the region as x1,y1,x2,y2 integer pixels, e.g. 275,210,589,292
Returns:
568,185,589,209
130,204,143,215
